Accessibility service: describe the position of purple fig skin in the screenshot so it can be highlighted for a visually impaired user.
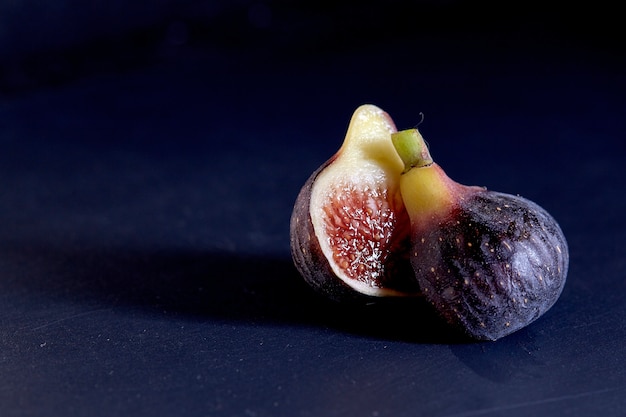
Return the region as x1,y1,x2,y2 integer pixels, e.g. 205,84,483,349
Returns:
411,190,569,341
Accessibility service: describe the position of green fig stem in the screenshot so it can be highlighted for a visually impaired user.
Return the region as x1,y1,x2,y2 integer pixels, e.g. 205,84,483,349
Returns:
391,129,433,173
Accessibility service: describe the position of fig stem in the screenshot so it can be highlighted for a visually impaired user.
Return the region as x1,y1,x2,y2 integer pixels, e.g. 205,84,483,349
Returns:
391,129,433,173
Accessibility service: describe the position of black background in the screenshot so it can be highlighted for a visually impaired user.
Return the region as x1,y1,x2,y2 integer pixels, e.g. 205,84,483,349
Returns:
1,1,625,416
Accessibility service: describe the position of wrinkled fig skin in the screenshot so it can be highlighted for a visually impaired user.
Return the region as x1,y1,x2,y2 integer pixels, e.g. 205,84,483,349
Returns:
412,191,569,341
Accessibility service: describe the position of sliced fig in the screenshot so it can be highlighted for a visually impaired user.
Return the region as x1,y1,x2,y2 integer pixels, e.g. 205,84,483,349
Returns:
391,129,569,340
290,105,420,301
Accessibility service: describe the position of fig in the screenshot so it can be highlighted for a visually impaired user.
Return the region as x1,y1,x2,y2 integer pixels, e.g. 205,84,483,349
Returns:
391,128,569,340
290,105,420,301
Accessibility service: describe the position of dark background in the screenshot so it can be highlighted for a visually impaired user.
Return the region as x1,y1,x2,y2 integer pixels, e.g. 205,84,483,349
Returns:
1,1,625,416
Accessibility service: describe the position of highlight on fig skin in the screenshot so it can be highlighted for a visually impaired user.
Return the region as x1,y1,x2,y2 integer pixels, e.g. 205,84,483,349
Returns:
391,128,569,341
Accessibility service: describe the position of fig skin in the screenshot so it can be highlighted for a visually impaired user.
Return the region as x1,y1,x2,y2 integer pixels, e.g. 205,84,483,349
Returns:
392,129,569,341
290,105,420,302
411,190,568,341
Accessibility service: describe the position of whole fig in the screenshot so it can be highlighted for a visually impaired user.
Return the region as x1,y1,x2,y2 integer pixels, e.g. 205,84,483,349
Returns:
391,128,569,340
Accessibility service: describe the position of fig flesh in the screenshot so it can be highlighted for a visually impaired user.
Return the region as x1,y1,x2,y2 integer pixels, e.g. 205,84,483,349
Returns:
290,105,420,301
391,129,569,340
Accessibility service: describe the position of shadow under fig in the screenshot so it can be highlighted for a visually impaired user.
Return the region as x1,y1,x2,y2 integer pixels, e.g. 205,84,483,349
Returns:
1,242,466,344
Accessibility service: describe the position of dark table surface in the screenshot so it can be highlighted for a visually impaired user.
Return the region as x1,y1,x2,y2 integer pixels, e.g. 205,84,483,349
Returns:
1,2,625,416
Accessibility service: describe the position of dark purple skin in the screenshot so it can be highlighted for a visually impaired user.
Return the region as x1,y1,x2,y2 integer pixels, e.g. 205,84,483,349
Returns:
411,190,569,341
